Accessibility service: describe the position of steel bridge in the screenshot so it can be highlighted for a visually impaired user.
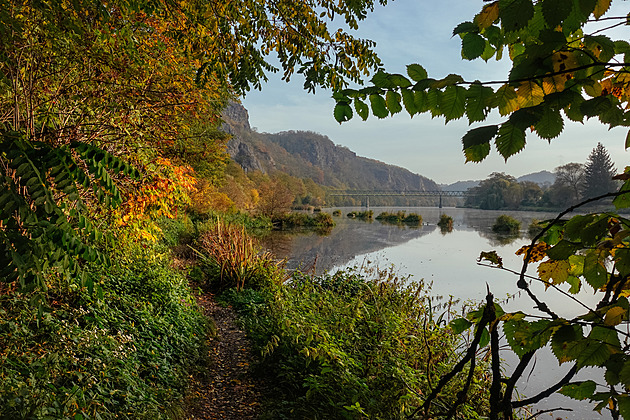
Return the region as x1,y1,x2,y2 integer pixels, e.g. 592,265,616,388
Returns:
328,190,471,208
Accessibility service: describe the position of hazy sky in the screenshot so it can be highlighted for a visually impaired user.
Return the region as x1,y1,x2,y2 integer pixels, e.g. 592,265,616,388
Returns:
241,0,629,185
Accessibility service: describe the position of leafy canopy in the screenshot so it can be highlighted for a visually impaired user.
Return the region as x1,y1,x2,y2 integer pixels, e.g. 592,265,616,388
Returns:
333,0,630,162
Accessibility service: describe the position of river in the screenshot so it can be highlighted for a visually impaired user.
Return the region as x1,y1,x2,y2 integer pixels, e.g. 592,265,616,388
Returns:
259,206,609,419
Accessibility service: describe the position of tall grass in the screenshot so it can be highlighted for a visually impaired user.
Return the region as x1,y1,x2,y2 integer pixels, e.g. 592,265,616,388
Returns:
193,220,285,291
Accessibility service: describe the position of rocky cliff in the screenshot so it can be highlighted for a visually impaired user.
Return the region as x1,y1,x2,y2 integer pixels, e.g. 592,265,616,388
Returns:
221,102,439,191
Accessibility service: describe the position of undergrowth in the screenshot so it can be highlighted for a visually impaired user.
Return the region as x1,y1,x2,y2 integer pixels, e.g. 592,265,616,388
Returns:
0,218,208,419
222,266,492,419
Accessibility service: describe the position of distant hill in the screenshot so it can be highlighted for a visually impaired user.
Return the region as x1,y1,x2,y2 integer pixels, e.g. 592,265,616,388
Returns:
222,102,439,192
442,180,480,191
516,170,555,186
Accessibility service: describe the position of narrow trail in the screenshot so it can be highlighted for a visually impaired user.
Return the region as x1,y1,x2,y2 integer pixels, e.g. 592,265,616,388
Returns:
187,291,266,419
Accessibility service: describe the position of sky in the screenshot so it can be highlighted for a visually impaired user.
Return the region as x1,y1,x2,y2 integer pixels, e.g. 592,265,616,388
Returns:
240,0,629,185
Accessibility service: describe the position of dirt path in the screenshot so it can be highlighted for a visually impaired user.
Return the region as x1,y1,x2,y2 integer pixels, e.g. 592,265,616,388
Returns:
186,291,265,419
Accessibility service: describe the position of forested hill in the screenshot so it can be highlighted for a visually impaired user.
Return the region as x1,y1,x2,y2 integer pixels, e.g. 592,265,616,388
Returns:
222,102,439,191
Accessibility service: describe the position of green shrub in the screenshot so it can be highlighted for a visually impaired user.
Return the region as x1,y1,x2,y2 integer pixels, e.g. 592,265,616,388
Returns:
492,215,521,234
375,211,422,225
438,214,454,232
0,241,207,420
332,209,342,216
272,212,335,229
225,267,491,419
346,210,373,220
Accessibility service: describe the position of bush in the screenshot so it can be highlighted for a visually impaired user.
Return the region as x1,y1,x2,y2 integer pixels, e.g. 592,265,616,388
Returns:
346,210,373,220
375,211,422,225
194,220,285,291
332,209,342,216
225,267,491,419
437,214,454,232
0,240,207,419
272,212,335,229
492,215,521,234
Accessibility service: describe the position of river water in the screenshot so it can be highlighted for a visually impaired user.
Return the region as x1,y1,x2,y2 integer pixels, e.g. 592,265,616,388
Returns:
259,207,609,419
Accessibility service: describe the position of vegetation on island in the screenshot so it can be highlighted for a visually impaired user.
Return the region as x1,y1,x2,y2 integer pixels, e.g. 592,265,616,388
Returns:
438,214,454,233
491,215,521,234
375,211,423,226
347,210,374,220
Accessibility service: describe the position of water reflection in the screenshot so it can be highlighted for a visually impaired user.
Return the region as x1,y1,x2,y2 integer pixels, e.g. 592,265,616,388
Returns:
259,214,436,273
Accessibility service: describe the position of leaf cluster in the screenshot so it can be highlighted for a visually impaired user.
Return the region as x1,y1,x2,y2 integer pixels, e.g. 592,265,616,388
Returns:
333,0,630,162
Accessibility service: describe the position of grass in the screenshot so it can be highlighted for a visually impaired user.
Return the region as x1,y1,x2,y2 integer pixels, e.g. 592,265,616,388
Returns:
222,265,492,419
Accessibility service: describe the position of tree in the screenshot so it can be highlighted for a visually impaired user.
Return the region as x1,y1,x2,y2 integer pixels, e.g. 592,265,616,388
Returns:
1,0,388,289
582,142,618,199
333,0,630,418
467,173,520,209
551,162,585,205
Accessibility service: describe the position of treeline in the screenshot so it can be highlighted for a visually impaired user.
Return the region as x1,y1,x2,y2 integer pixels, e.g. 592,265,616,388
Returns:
465,143,619,210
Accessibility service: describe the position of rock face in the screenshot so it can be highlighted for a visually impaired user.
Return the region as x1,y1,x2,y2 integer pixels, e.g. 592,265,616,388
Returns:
221,101,440,191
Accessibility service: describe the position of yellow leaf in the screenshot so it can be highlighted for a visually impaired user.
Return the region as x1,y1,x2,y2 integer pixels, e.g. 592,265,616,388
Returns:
475,1,499,30
604,306,626,326
593,0,612,19
538,259,571,288
497,84,519,116
517,81,545,107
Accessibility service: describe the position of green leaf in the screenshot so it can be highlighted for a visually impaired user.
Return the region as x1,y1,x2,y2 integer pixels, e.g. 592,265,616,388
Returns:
504,319,554,357
466,83,494,123
541,0,573,28
581,96,612,117
496,121,526,160
559,381,597,400
614,248,630,277
406,64,428,82
462,125,499,149
431,74,465,89
450,317,473,334
426,89,442,117
583,250,608,290
385,91,403,114
534,106,564,139
618,395,630,420
499,0,535,32
614,178,630,209
546,239,581,260
389,74,412,88
464,142,492,162
441,85,467,122
479,327,490,347
453,21,479,36
369,94,389,118
334,103,353,123
413,91,427,112
401,89,417,116
584,35,616,62
576,337,612,369
462,33,486,60
509,106,544,130
354,98,369,121
371,71,396,89
551,323,584,363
